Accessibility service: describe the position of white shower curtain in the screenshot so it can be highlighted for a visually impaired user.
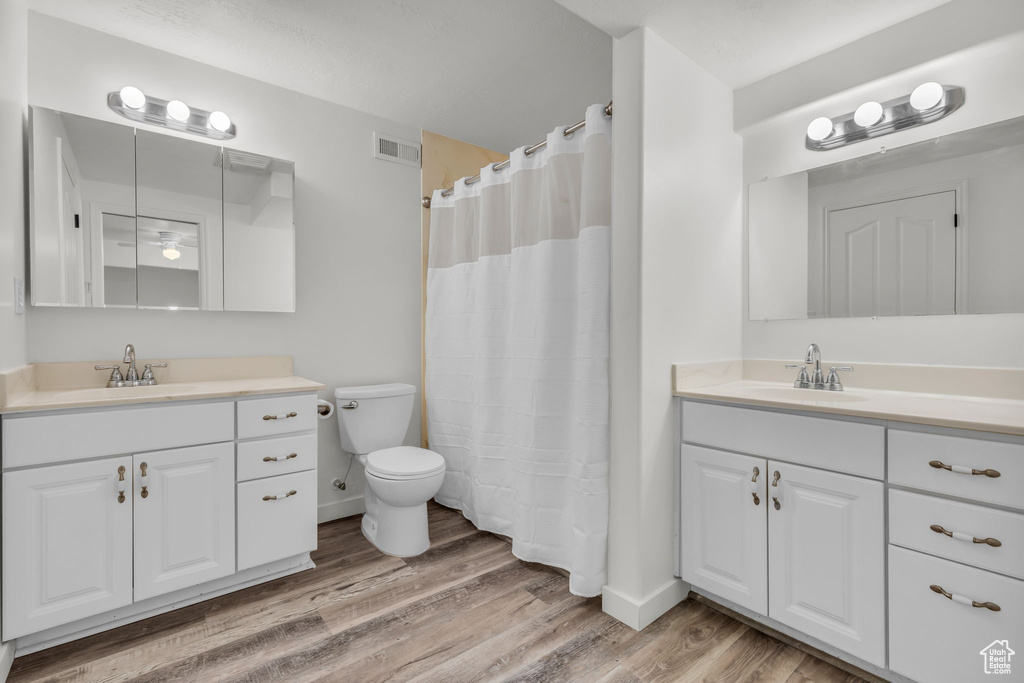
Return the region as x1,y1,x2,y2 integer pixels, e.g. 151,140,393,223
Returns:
425,104,610,597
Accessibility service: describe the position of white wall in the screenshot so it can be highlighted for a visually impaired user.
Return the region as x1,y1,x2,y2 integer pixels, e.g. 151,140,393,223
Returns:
605,27,742,630
25,13,424,521
742,31,1024,367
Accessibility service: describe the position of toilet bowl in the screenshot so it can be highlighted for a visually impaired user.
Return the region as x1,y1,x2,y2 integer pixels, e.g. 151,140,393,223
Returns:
335,384,446,557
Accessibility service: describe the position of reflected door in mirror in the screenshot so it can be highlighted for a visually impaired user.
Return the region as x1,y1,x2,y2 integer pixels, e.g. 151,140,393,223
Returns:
826,192,956,318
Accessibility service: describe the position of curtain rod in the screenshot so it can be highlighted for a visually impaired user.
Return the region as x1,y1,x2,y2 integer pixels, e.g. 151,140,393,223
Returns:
421,101,612,209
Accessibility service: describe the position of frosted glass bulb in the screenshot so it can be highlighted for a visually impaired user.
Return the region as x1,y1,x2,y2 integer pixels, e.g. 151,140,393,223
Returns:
854,101,883,127
910,82,944,111
119,86,146,110
208,111,231,132
806,117,834,142
166,100,190,122
162,247,181,260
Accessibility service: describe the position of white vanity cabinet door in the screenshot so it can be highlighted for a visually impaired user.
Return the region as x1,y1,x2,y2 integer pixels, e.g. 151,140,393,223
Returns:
767,461,885,667
680,445,768,615
2,457,133,639
133,443,236,601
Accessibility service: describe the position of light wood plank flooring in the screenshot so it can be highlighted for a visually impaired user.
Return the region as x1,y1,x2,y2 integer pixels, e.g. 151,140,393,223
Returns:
9,503,873,683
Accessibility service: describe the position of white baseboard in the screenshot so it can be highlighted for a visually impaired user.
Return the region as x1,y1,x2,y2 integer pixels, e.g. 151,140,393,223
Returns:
318,495,365,523
602,577,690,631
0,641,14,682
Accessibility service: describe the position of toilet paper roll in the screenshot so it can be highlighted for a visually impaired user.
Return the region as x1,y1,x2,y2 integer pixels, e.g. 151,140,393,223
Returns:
317,399,335,419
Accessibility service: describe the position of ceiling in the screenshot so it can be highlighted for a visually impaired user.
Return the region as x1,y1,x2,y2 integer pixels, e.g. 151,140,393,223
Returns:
27,0,613,154
552,0,951,88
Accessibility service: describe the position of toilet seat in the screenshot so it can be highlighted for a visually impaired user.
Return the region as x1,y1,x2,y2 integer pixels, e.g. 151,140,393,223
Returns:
366,446,445,480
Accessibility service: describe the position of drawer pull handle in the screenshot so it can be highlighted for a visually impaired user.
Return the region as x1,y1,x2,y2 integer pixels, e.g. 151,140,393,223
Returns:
930,584,1001,611
263,490,298,501
930,524,1002,547
139,462,149,499
750,466,760,506
929,460,1000,478
263,412,298,421
117,466,127,504
263,453,299,462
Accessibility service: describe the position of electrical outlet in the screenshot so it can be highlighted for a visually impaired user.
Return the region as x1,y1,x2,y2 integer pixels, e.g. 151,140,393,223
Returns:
14,277,24,315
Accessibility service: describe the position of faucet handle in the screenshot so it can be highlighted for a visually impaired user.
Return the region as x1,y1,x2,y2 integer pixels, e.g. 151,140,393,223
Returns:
141,363,167,384
825,366,853,392
785,364,810,389
95,364,124,386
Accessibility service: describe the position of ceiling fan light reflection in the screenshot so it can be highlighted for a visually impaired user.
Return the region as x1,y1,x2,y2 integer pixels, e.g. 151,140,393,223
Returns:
162,247,181,260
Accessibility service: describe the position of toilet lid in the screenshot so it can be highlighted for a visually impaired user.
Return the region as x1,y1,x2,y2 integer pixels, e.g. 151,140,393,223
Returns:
366,447,445,479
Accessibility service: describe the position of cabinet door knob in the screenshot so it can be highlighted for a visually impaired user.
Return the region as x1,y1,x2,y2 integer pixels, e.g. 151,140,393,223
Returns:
139,462,149,499
929,460,1000,478
750,466,760,505
117,466,127,504
929,524,1001,547
930,584,1000,611
771,470,781,509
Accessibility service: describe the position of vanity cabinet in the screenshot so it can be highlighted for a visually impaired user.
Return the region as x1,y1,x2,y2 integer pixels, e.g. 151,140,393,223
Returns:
1,391,319,648
680,401,886,668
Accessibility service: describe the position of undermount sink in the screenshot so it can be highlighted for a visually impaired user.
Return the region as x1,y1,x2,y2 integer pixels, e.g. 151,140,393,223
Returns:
48,384,201,401
747,386,870,403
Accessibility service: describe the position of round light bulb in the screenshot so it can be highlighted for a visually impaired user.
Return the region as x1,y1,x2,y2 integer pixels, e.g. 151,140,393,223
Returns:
162,247,181,261
119,85,146,110
806,117,834,142
910,82,944,111
208,110,231,132
854,101,884,127
166,100,191,122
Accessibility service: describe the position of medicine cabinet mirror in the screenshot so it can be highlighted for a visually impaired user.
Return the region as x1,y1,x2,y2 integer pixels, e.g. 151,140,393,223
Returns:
747,115,1024,321
29,106,296,312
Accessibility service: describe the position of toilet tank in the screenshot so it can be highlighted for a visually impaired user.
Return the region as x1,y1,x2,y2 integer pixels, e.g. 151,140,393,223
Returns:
334,383,417,454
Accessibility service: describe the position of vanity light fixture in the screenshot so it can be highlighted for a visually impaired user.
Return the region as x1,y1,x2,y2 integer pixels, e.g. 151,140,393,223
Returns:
805,83,964,151
108,88,236,140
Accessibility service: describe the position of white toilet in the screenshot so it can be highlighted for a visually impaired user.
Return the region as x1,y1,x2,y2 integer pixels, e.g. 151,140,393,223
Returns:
334,383,446,557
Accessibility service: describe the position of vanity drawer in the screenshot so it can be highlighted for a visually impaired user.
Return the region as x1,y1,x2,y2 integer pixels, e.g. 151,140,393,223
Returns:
236,394,317,440
890,490,1024,579
2,401,234,468
681,401,884,479
889,546,1024,683
237,469,317,571
888,430,1024,510
236,433,316,482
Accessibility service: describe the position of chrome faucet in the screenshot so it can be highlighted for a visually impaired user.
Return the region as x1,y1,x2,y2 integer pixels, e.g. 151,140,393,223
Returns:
784,343,853,391
95,344,167,388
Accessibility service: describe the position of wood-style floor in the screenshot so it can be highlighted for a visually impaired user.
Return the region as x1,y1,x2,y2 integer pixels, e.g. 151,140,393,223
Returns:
9,503,872,683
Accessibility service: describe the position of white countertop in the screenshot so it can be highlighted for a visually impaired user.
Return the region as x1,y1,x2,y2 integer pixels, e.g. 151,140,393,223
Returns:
674,379,1024,436
0,376,325,413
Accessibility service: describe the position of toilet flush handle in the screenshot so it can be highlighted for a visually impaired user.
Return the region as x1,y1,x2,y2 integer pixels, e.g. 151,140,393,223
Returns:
340,400,359,410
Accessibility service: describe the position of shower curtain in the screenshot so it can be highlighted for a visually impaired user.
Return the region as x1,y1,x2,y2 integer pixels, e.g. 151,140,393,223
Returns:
425,103,610,597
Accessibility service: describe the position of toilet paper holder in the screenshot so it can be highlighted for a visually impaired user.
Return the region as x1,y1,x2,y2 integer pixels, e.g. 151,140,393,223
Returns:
316,399,335,419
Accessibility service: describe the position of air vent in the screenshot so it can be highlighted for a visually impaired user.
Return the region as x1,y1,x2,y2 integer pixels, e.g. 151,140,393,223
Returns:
215,149,273,174
373,132,421,168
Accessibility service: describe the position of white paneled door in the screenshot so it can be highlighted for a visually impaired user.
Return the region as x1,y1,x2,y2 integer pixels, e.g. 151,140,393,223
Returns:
680,445,768,614
133,442,235,601
827,190,956,318
2,457,133,639
767,461,885,667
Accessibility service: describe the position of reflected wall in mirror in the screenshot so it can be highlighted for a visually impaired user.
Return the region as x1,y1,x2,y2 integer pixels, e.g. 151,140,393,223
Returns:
223,150,295,312
29,106,297,312
30,109,136,307
748,115,1024,321
136,130,223,310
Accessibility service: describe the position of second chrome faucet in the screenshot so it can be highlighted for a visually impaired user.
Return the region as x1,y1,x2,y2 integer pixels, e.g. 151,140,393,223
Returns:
785,343,853,391
96,344,168,388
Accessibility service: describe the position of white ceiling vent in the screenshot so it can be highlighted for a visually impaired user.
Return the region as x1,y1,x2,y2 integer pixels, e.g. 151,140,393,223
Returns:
374,132,421,168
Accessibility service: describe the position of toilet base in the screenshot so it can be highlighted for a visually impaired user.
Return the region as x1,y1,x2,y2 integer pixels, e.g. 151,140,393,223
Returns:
361,502,430,557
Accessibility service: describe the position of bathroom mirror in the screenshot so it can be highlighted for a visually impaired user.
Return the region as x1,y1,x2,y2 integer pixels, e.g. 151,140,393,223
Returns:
29,106,296,312
748,115,1024,321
